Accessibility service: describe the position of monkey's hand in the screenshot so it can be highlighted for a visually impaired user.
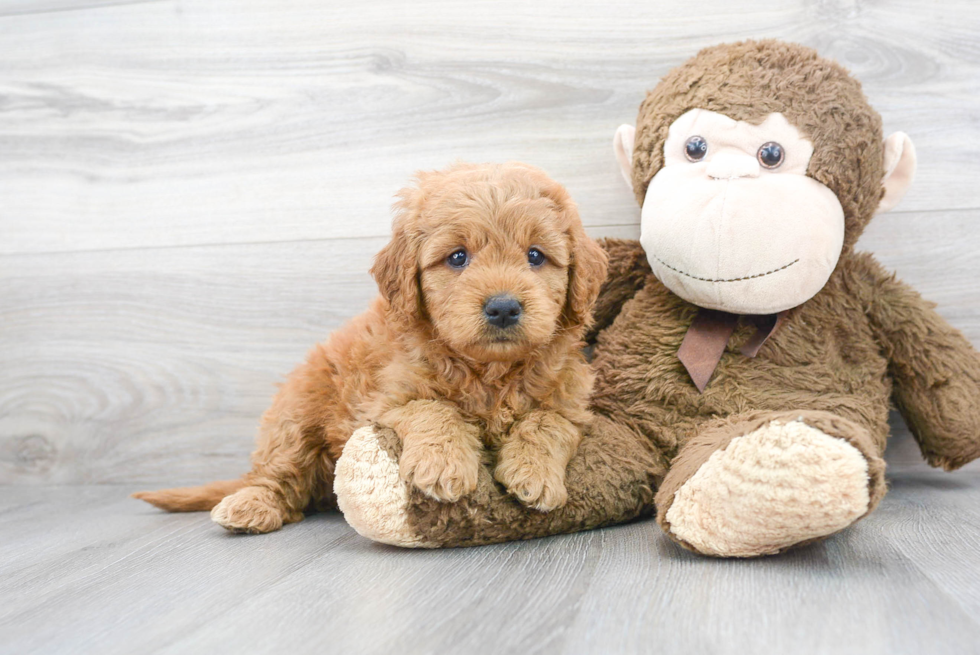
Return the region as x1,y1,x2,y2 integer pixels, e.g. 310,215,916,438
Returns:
587,238,653,343
856,253,980,470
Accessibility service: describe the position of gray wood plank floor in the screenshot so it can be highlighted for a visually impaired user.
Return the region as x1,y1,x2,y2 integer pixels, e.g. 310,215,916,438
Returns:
4,0,980,652
2,447,980,655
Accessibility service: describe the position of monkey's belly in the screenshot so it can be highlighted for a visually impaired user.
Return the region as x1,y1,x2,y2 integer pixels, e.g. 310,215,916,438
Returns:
590,282,892,458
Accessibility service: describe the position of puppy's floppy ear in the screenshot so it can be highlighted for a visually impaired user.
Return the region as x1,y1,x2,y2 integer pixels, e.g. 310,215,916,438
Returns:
535,177,608,332
371,185,424,321
564,219,608,332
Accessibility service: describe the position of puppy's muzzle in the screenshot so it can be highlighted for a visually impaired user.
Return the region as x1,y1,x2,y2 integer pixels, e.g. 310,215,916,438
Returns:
484,294,522,329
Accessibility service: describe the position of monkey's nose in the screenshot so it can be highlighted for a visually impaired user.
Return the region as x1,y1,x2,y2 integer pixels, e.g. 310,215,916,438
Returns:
484,294,522,329
706,153,760,180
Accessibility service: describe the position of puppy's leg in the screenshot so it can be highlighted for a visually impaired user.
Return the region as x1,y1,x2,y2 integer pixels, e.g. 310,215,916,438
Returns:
213,394,338,535
379,400,482,503
495,411,582,512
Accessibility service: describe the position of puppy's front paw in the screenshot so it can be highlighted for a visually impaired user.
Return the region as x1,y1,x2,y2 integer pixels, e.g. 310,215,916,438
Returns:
494,444,568,512
211,487,288,534
399,436,481,503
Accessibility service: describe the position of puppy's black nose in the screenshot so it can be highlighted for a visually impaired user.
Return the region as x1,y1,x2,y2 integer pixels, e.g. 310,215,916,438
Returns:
484,294,522,329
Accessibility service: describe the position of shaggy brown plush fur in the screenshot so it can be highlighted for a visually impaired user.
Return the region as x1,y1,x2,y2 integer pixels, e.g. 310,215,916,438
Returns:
334,40,980,556
134,162,608,533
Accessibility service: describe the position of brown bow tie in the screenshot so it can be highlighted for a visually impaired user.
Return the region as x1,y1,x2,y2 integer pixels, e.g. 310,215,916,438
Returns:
677,308,787,392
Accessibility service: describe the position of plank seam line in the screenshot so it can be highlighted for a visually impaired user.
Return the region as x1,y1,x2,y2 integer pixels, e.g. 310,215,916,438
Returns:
0,223,644,258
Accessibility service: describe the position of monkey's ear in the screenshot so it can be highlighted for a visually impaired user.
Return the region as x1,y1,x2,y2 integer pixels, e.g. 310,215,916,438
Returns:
613,124,636,189
877,132,916,214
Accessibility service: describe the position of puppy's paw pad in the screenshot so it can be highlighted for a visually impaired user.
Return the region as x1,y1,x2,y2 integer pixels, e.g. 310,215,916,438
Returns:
400,445,480,503
495,465,568,512
211,489,285,534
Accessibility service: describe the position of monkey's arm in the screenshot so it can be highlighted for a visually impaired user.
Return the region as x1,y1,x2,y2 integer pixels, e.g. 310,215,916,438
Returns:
854,253,980,470
334,415,661,548
587,238,653,343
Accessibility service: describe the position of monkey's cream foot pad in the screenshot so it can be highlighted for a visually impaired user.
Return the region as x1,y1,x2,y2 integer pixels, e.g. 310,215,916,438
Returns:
335,426,435,548
664,419,871,557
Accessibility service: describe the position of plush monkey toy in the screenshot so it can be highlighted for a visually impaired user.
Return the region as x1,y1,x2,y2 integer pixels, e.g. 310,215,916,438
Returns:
333,40,980,557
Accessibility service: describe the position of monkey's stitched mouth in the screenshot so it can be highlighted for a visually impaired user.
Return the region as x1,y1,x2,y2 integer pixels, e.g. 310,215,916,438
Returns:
653,256,800,283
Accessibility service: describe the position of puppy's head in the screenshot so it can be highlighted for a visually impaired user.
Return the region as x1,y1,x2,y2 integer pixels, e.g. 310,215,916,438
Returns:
371,162,607,362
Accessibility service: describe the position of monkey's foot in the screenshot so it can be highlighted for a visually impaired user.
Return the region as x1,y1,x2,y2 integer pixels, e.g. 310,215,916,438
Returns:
655,411,886,557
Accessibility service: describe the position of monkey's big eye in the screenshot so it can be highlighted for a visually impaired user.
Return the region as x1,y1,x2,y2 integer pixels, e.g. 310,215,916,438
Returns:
527,248,546,267
757,142,784,169
447,249,469,268
684,135,708,162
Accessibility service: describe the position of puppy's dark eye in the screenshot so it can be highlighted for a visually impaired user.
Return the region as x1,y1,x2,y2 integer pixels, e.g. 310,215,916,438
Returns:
757,142,784,169
527,248,546,267
447,249,469,268
684,135,708,162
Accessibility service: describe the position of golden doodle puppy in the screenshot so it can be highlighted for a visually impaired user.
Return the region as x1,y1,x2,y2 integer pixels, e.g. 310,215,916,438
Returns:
135,162,608,534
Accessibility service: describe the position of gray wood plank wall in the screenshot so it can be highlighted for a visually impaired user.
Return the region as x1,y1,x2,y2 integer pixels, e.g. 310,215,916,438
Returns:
2,0,980,485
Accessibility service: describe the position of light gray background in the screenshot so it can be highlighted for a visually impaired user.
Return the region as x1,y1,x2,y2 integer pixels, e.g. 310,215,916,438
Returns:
2,1,979,654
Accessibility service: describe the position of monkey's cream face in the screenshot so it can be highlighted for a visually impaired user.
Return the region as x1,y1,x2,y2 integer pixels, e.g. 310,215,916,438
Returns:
640,109,845,315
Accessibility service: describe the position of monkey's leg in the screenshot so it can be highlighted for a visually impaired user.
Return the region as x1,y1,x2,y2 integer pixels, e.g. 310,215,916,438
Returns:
333,415,664,548
655,410,887,558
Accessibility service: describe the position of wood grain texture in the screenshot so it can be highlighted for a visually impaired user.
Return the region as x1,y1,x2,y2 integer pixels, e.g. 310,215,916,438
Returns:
0,0,979,255
0,238,382,484
2,463,980,655
3,210,979,484
0,0,978,488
